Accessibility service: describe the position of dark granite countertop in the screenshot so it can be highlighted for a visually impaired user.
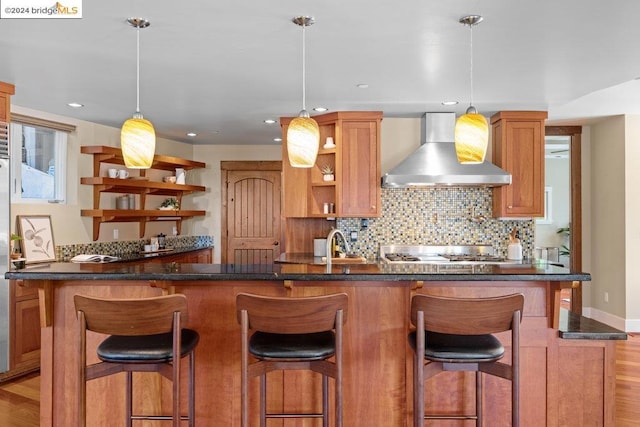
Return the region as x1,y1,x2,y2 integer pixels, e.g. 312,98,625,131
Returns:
5,259,590,282
558,309,627,340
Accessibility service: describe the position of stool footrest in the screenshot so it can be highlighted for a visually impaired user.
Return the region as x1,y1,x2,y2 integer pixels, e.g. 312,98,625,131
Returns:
266,413,324,419
425,414,478,420
130,415,190,420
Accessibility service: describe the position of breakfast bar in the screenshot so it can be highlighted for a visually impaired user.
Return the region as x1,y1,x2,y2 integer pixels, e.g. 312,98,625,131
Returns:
6,262,623,427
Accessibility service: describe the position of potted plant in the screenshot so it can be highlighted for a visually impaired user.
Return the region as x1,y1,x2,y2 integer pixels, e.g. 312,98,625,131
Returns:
159,197,180,210
321,164,334,182
10,233,23,260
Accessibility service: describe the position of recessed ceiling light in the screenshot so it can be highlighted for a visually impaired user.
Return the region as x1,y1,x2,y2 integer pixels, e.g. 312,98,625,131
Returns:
441,101,459,106
186,132,197,137
67,102,84,108
313,107,328,112
264,119,276,124
356,84,369,89
274,137,282,142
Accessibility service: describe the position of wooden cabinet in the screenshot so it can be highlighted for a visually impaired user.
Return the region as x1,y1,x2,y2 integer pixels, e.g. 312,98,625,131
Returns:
281,111,382,218
9,280,40,373
491,111,548,218
80,146,206,240
0,81,15,123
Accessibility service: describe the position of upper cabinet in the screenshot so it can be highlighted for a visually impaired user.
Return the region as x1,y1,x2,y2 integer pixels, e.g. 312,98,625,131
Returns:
0,81,15,123
281,111,382,218
80,146,206,240
491,111,548,218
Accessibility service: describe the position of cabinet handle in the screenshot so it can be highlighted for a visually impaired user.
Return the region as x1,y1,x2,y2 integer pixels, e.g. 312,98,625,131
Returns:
508,205,513,209
273,241,279,246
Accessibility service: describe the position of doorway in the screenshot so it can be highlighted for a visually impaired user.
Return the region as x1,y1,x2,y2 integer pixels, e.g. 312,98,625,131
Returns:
543,126,582,313
221,161,283,264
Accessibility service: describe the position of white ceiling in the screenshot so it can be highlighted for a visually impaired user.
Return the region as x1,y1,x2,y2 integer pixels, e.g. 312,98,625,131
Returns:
2,0,640,145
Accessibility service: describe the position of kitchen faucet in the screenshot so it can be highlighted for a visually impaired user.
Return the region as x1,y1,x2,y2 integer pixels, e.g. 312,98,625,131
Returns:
325,228,352,273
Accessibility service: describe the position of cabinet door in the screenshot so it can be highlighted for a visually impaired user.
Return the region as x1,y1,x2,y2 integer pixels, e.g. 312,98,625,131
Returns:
492,113,546,218
10,280,41,371
339,120,380,217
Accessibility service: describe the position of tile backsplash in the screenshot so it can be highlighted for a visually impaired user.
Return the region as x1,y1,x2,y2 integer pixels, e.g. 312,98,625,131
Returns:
337,188,534,260
55,235,214,261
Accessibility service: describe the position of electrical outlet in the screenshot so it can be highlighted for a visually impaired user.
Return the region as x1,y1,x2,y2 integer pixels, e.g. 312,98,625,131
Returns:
350,231,358,241
113,229,119,240
172,226,178,236
604,292,609,303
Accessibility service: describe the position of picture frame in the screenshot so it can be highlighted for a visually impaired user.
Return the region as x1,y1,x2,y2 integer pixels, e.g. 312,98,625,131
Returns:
17,215,56,264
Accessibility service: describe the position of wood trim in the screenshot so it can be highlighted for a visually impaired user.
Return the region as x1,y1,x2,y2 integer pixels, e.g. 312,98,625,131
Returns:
11,113,76,133
221,161,281,171
546,126,583,313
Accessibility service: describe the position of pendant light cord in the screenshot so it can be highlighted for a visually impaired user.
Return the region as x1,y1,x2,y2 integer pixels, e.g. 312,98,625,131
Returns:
468,24,474,108
301,22,307,111
136,25,141,114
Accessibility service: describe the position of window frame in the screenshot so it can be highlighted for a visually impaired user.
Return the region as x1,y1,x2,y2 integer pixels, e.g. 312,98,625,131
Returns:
10,121,68,204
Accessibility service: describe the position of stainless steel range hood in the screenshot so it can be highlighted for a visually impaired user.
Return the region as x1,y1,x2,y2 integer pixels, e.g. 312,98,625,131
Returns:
381,112,511,188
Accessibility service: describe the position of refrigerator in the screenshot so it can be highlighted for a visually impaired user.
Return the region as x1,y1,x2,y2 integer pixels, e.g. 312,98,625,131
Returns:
1,121,10,373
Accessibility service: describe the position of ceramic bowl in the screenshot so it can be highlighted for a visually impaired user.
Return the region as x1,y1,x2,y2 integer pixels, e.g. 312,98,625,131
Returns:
163,176,177,184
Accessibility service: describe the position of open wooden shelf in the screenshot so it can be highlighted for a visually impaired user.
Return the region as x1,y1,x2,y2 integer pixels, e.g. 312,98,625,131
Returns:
81,146,207,240
81,209,206,241
81,145,206,172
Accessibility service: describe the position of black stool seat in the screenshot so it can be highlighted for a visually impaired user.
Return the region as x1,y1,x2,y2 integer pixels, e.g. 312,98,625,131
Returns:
408,331,504,362
98,329,200,363
249,331,335,360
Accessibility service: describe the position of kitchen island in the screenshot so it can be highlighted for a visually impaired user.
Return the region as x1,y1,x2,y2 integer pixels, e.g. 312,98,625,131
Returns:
6,262,623,427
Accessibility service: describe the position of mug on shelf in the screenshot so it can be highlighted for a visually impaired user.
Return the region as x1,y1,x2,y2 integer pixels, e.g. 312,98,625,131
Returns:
118,170,130,179
107,168,118,178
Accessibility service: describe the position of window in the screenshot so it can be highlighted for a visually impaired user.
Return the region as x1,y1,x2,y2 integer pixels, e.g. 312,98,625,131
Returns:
10,116,72,203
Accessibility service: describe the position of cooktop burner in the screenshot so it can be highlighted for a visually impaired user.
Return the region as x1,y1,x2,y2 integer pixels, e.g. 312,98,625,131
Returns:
384,253,421,262
380,245,515,265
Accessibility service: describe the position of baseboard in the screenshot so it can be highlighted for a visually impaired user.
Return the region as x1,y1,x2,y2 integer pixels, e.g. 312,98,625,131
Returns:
582,307,630,331
0,365,39,384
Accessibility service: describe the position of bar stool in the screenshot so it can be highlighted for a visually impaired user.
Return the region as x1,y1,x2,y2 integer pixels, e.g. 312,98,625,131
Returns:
409,293,524,427
74,294,199,427
236,292,348,427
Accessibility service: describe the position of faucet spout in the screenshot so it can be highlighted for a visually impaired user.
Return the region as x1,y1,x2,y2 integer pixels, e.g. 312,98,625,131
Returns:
325,228,352,273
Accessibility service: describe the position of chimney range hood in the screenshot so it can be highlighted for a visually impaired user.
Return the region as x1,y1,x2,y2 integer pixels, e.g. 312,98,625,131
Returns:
381,112,511,188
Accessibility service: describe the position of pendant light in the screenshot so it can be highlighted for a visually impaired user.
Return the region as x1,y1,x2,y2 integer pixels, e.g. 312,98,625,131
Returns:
286,16,320,168
121,17,156,169
454,15,488,164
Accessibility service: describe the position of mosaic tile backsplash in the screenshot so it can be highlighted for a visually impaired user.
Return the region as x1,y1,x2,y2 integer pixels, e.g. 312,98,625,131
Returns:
55,235,214,262
336,188,534,260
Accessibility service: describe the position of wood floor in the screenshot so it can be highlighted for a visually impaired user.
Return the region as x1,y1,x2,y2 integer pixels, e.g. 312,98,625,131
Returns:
1,334,639,426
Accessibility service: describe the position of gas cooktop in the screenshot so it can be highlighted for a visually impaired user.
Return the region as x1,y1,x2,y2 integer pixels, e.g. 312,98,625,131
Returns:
380,245,516,265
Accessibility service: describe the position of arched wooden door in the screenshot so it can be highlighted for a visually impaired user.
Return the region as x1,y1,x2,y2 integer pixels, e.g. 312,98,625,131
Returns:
221,161,282,264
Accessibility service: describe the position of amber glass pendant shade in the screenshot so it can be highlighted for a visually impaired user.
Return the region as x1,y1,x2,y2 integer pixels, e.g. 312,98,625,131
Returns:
286,116,320,168
454,112,488,164
121,115,156,168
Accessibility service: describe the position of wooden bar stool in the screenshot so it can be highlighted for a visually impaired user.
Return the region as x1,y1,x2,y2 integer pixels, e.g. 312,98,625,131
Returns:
409,293,524,427
236,292,348,427
74,294,199,427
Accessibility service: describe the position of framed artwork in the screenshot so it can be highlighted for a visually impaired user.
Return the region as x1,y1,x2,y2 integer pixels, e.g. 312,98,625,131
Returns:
17,215,56,264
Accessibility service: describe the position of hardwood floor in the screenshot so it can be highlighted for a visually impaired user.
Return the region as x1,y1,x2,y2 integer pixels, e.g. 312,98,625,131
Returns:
1,335,639,426
0,372,39,427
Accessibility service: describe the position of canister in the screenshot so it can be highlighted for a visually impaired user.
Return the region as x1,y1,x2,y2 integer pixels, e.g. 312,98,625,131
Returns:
313,238,327,257
116,195,129,209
